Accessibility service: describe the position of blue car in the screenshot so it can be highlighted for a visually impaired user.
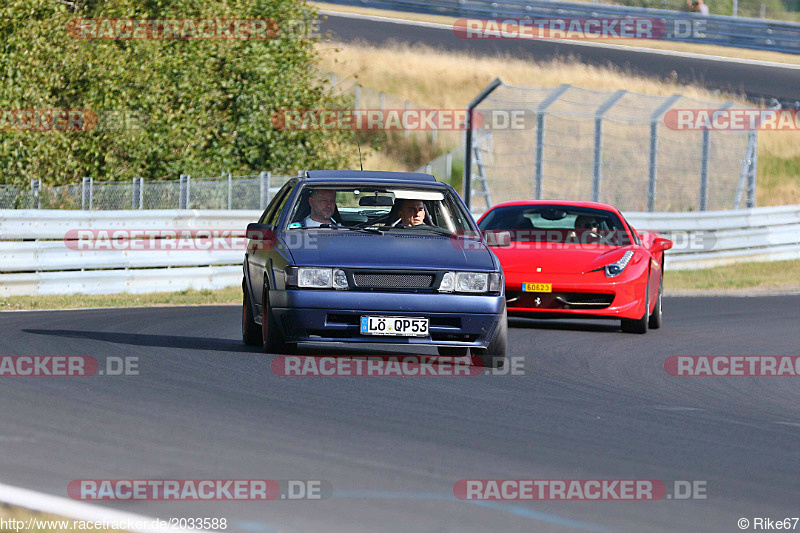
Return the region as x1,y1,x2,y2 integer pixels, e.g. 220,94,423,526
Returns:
241,170,507,367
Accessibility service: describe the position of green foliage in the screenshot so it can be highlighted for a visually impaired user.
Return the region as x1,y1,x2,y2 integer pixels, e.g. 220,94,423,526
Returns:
0,0,355,187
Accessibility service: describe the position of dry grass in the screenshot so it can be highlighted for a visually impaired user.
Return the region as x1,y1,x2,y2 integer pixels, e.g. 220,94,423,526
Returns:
317,41,745,111
666,259,800,292
312,2,800,66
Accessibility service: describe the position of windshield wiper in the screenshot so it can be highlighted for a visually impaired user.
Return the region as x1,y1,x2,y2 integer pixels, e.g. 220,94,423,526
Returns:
403,225,456,237
324,224,384,235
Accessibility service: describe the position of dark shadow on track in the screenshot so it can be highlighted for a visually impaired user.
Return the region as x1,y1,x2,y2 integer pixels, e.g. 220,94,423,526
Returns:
23,329,253,353
23,329,444,356
508,317,621,333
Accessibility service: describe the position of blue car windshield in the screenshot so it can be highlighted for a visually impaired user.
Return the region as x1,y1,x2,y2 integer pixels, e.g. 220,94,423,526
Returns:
285,186,476,234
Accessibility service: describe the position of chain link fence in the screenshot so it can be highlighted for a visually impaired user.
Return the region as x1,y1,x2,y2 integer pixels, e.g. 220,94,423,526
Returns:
1,172,294,210
466,82,757,213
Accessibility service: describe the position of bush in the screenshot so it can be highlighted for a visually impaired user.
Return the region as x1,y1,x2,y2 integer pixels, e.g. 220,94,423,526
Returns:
0,0,355,187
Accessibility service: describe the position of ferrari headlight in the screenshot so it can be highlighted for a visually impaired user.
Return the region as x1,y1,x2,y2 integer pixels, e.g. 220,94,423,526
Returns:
604,250,634,278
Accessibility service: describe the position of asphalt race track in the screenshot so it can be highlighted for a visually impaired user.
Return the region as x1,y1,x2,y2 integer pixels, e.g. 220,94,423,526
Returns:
2,296,799,532
319,13,800,103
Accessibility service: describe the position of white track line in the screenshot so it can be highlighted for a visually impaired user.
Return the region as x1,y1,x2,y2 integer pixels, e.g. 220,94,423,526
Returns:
319,9,800,70
0,482,206,533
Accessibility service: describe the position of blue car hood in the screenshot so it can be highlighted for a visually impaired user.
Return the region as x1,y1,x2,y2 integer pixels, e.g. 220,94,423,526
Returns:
283,231,496,271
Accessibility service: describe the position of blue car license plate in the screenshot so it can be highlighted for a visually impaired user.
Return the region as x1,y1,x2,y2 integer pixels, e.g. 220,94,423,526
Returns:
360,316,429,337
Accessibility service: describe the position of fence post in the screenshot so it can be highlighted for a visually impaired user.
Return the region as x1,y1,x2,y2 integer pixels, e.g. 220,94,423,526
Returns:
31,179,41,209
132,177,144,209
445,152,452,183
179,174,190,209
464,78,502,210
746,130,758,208
535,84,570,200
82,177,93,210
592,90,627,203
648,94,681,212
700,102,734,211
260,171,269,210
227,172,232,210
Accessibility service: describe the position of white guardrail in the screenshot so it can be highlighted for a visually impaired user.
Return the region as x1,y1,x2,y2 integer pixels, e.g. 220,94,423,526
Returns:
1,206,799,296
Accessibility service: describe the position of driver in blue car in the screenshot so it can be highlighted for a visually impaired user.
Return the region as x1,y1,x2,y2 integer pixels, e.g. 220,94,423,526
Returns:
304,189,339,227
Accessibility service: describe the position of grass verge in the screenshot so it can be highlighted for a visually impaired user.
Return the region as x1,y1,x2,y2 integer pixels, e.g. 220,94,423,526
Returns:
665,259,800,293
1,261,798,311
0,286,241,311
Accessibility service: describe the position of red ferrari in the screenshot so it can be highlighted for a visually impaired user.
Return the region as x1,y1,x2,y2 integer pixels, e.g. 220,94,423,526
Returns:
477,201,673,333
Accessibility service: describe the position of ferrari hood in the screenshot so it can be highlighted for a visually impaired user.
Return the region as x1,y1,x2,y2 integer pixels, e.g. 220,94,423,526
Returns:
492,244,635,275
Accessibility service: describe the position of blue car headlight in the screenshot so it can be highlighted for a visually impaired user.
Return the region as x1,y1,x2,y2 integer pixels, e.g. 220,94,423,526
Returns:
438,272,502,293
286,267,349,289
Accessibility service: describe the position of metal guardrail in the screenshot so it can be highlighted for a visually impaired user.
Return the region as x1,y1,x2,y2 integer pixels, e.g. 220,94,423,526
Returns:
323,0,800,54
2,206,799,296
0,210,260,296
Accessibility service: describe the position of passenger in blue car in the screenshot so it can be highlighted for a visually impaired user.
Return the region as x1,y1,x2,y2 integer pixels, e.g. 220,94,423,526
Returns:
303,189,338,227
392,198,426,227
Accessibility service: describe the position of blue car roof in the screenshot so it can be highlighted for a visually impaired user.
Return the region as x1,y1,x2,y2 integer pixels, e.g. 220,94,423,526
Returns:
305,170,437,183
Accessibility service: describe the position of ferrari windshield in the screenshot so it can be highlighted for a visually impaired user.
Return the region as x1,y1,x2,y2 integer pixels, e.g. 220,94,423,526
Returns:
479,204,633,246
285,185,476,234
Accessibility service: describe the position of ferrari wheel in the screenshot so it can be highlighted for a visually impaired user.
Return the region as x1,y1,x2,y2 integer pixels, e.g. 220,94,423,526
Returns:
621,280,649,334
262,284,296,354
472,310,507,368
648,272,663,329
242,279,261,346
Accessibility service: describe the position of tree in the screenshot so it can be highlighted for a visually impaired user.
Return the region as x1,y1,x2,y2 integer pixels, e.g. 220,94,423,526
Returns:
0,0,354,187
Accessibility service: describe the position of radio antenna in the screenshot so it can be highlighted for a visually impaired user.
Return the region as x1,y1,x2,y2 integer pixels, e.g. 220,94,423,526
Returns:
356,140,364,171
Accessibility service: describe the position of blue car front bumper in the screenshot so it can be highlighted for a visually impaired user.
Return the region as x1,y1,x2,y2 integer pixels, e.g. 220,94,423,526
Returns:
270,290,505,347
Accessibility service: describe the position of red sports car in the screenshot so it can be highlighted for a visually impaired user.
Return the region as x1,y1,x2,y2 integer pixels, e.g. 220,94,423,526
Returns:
477,201,672,333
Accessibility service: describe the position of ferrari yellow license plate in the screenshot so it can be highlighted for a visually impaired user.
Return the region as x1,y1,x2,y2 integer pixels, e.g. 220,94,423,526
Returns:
522,283,552,293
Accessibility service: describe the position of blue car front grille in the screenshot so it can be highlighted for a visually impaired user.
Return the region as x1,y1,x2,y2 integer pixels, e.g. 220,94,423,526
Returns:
352,273,434,289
